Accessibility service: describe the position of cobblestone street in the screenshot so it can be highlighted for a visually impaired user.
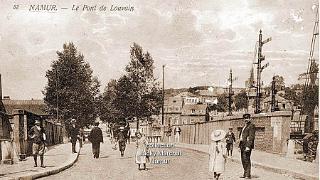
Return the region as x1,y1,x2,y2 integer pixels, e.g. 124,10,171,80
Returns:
40,138,297,180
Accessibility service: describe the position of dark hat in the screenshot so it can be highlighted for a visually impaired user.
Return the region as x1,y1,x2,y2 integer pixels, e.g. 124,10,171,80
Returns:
229,127,233,130
243,113,251,119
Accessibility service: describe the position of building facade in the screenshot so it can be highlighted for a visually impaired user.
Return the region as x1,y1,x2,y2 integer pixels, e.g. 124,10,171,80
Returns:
181,104,209,124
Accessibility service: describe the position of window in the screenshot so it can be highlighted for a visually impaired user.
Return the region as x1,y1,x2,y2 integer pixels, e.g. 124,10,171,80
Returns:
191,109,195,114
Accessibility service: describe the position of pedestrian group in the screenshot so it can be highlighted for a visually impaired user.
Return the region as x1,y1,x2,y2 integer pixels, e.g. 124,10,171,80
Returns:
209,113,256,179
28,114,256,179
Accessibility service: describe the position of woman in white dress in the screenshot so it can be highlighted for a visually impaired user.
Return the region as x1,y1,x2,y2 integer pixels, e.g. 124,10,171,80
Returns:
209,130,227,180
135,132,149,170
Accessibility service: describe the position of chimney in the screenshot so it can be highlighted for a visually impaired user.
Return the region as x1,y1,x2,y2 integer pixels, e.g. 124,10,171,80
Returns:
0,73,2,100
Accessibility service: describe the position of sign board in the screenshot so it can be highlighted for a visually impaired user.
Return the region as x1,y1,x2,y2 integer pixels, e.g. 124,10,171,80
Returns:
262,37,272,44
260,62,269,72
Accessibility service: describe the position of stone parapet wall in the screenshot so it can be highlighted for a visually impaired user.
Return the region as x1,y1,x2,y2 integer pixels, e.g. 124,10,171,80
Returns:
169,111,291,154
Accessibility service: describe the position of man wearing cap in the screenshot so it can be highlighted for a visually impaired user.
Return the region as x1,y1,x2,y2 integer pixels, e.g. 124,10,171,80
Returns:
28,119,46,168
88,121,103,158
239,113,256,179
225,127,236,156
69,119,79,153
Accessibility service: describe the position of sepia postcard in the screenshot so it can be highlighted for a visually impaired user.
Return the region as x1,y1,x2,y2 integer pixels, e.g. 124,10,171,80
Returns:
0,0,319,179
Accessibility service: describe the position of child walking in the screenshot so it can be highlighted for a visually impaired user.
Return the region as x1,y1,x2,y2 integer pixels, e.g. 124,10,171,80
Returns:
209,130,227,180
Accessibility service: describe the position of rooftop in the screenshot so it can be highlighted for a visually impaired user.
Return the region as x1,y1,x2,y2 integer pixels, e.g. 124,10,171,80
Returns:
2,99,47,115
181,104,207,115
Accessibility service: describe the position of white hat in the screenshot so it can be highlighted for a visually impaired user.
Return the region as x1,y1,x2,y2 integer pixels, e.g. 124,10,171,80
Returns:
211,130,226,142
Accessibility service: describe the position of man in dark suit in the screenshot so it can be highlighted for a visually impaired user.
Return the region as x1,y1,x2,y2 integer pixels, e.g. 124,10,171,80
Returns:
88,121,103,158
239,113,256,179
69,119,79,153
118,126,127,157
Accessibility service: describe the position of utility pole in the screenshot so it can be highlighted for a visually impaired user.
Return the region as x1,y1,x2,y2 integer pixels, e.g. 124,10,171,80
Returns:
162,65,165,125
302,5,319,133
0,73,2,100
227,69,237,116
255,30,271,114
271,76,277,112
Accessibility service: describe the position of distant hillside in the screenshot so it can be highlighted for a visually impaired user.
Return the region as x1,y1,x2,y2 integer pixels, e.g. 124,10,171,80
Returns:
164,86,246,98
164,88,188,97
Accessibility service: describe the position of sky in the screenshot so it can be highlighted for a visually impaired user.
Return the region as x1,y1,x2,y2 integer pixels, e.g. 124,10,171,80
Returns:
0,0,318,99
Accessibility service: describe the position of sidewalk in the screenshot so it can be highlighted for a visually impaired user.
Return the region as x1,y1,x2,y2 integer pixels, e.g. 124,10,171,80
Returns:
176,143,318,180
0,142,80,180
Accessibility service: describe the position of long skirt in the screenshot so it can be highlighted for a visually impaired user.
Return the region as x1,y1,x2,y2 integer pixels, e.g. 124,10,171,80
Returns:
135,148,147,164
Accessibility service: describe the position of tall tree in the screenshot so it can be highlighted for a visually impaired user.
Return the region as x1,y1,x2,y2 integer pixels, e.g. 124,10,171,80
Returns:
270,75,285,91
99,79,119,123
124,43,161,121
113,75,137,120
102,43,161,125
209,93,228,112
43,43,100,128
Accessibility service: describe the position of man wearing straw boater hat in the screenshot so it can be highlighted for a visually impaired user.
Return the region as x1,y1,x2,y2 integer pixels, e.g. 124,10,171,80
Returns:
239,113,256,179
28,118,46,168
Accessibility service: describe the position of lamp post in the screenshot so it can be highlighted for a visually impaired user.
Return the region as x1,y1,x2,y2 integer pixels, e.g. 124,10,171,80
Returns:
227,69,237,116
162,65,165,125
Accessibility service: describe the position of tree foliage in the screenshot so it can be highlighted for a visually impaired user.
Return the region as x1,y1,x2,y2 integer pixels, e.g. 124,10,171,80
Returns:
99,79,119,123
284,85,302,106
208,93,228,112
100,43,161,124
43,43,100,128
234,90,248,111
272,75,285,91
302,85,319,114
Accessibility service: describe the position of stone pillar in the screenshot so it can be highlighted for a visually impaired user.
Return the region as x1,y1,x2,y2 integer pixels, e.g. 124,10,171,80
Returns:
286,139,295,158
270,112,291,154
12,109,24,156
1,140,16,164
